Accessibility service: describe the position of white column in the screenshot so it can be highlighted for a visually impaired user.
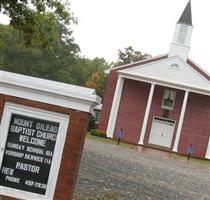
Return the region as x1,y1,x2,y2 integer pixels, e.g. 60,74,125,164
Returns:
205,137,210,159
173,90,189,152
106,76,124,138
138,83,155,145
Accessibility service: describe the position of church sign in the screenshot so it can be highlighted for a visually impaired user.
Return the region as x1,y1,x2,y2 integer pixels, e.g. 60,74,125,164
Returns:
0,103,70,200
0,70,101,200
0,113,59,195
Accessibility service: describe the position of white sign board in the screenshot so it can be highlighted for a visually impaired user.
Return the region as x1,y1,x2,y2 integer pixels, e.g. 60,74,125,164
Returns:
0,103,69,200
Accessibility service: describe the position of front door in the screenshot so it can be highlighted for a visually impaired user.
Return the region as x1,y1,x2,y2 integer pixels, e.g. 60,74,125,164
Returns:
148,117,176,148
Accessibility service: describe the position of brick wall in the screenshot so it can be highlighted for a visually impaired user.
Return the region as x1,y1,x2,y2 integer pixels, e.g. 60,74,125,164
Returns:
178,93,210,158
113,80,150,144
98,55,168,133
98,71,118,131
0,94,90,200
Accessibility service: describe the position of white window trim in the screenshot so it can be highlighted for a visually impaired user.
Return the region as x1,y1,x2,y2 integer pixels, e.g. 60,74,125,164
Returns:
0,102,70,200
161,89,176,110
205,136,210,159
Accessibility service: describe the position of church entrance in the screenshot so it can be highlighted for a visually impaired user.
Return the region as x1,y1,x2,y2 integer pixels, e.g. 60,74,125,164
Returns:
148,117,176,148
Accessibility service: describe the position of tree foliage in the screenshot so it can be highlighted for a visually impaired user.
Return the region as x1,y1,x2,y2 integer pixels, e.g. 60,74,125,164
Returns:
85,70,107,97
114,46,151,66
0,24,109,97
0,0,75,48
0,19,150,100
85,58,108,97
0,24,79,81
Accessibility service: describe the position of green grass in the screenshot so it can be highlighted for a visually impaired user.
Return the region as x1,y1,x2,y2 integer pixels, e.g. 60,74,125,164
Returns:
86,132,138,150
171,153,210,165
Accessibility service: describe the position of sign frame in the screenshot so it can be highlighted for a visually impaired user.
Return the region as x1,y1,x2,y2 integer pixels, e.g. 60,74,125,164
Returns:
0,102,70,200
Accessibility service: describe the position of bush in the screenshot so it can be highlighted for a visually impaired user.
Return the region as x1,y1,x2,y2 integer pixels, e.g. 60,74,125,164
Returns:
90,129,107,138
87,116,96,131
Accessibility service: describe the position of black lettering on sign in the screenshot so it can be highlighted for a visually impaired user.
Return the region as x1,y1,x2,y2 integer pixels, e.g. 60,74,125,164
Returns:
0,114,60,195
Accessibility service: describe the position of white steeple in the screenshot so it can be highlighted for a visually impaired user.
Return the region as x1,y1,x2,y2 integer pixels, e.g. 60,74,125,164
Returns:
169,0,193,61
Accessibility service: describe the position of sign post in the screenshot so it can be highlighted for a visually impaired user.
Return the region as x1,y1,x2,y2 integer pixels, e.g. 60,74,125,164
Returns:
117,128,124,145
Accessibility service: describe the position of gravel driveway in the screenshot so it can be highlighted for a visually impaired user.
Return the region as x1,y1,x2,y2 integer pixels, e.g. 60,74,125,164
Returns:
73,138,210,200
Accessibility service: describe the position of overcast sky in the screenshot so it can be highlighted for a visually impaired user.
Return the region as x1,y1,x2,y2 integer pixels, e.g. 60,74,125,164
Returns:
1,0,210,73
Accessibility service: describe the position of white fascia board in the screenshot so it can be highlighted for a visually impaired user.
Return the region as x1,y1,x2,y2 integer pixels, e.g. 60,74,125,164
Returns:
1,82,101,114
176,56,210,83
120,55,209,83
119,73,210,96
0,70,99,102
105,54,168,74
2,76,96,102
187,57,210,77
0,70,101,114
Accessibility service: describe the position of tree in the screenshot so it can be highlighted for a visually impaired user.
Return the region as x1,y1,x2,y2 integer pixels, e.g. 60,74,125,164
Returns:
85,70,107,97
84,58,109,97
0,24,108,94
0,0,76,48
0,24,79,83
114,46,151,66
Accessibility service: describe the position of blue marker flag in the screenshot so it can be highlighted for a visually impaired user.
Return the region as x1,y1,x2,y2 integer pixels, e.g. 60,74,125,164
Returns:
118,129,124,138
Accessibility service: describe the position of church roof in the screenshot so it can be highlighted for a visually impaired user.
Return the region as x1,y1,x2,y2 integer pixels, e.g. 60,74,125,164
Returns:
108,54,210,81
178,0,192,26
118,56,210,96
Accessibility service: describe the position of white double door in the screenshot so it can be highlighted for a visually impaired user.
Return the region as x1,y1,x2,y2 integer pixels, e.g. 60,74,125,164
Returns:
148,117,176,148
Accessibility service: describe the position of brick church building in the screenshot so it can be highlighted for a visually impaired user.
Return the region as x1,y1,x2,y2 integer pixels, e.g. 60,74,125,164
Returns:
98,1,210,159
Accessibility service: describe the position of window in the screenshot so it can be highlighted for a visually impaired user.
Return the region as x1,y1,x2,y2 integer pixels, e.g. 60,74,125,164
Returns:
161,89,176,110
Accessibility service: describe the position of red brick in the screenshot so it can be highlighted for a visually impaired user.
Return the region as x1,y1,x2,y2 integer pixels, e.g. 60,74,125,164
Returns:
113,79,150,144
179,93,210,158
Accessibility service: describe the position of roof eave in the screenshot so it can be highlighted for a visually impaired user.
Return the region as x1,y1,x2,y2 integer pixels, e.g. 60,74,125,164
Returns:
105,54,168,74
119,72,210,96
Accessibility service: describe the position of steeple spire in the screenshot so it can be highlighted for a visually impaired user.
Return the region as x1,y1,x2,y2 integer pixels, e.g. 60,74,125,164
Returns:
178,0,192,26
169,1,193,61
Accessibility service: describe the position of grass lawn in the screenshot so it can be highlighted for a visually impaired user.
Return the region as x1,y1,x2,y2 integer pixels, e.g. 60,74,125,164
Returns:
86,132,138,150
171,152,210,165
86,132,210,165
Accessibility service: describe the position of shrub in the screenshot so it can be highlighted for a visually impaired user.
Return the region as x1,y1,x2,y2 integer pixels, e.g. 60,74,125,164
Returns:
90,129,107,138
87,116,96,131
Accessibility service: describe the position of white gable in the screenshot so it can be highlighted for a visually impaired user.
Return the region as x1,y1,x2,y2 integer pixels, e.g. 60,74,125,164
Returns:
119,56,210,95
